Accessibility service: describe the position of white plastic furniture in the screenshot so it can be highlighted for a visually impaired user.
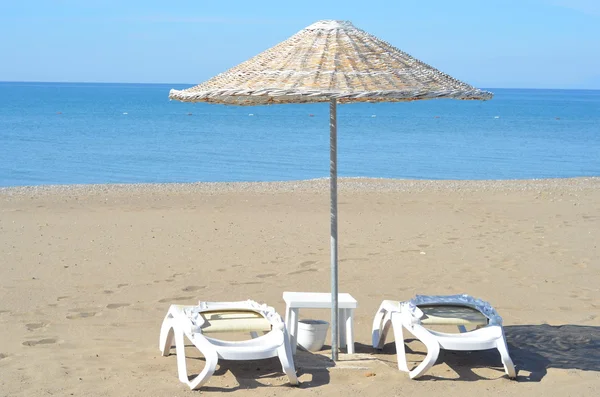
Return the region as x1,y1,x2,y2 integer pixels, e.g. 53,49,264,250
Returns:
372,294,516,379
159,300,298,390
283,291,358,354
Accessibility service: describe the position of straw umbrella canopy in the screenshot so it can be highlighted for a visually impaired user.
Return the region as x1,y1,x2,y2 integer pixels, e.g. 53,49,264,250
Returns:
169,20,492,361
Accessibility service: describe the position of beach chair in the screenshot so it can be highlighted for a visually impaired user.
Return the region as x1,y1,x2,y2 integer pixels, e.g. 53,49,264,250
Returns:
159,300,299,390
372,294,516,379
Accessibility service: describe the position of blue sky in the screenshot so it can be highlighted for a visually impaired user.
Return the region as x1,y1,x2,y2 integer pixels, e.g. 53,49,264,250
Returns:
0,0,598,88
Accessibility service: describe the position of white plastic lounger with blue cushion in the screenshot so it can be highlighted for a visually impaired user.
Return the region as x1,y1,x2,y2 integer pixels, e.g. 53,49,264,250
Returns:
159,300,299,390
372,294,516,379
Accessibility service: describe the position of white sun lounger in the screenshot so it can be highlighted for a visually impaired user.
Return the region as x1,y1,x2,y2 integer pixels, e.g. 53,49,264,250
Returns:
372,294,516,379
159,300,299,390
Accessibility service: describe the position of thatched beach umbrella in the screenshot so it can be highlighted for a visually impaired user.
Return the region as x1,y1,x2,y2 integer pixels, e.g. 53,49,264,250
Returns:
169,20,492,361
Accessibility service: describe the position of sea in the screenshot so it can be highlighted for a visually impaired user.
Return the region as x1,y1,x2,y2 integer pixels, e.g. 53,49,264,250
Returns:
0,82,599,187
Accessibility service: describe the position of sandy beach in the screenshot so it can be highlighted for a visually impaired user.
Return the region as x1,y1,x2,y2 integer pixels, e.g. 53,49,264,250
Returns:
1,178,599,396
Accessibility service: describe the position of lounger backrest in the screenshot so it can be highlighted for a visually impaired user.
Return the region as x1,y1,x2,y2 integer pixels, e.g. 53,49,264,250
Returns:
199,310,272,334
418,305,488,326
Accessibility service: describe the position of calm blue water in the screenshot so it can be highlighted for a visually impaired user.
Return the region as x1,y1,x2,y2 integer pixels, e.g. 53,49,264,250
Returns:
0,82,599,187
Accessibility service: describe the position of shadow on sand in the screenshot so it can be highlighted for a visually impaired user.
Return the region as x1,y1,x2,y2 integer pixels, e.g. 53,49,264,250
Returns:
504,324,600,382
371,324,600,382
181,345,332,392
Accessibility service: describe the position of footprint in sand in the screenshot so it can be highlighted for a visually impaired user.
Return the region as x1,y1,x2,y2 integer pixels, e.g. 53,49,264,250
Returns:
230,281,262,286
66,309,98,319
117,284,128,288
67,312,97,319
0,353,7,360
106,303,130,309
26,322,47,331
299,261,316,267
103,290,114,294
288,268,317,275
181,286,205,292
0,310,10,314
57,296,70,301
22,338,57,346
158,296,194,303
256,273,276,279
581,314,597,322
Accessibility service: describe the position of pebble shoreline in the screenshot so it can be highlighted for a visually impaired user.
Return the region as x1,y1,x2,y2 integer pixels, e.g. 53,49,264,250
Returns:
1,177,599,199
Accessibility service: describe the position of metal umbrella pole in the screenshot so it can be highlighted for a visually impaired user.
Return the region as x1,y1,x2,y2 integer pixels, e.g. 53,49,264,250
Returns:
329,98,339,361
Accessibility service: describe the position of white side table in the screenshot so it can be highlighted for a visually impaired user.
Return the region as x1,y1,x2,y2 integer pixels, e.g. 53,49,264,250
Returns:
283,291,358,354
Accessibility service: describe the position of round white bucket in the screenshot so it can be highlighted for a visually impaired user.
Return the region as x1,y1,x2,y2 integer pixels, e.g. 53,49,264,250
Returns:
296,319,329,352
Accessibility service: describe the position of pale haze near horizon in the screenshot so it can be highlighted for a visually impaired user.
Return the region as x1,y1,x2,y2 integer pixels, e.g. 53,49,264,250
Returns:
0,0,598,89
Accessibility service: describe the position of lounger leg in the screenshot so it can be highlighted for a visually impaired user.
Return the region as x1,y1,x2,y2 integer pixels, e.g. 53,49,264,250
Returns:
159,315,175,356
249,331,259,339
185,334,219,390
171,327,218,389
496,334,517,379
391,313,410,373
174,326,191,384
457,325,467,333
406,323,441,379
277,329,299,386
372,304,392,349
188,350,218,390
376,312,393,349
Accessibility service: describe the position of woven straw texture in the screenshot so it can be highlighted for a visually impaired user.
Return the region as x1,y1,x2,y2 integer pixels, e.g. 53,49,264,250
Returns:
170,20,492,105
